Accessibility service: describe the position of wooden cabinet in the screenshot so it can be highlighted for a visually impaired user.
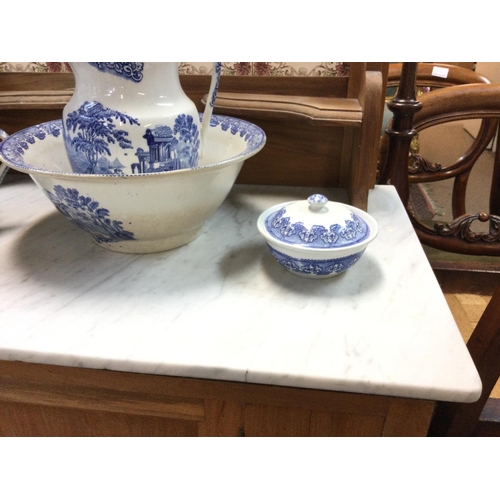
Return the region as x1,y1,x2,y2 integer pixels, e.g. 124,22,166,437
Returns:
0,360,434,437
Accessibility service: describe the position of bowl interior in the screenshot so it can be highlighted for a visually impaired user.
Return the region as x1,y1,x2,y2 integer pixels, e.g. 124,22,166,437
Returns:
0,114,266,177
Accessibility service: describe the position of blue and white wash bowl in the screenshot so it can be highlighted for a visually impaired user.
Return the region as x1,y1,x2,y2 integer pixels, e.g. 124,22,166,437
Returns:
0,115,266,253
257,194,378,279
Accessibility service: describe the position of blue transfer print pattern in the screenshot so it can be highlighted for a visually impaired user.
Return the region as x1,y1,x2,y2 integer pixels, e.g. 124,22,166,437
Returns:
265,208,370,248
206,114,265,156
89,62,144,82
45,185,135,243
65,101,140,174
307,194,328,209
65,101,200,174
268,245,364,276
132,115,200,173
210,63,222,108
0,116,265,175
0,121,61,167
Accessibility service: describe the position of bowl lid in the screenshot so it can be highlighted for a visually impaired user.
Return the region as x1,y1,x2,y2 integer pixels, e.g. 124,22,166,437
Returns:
263,194,371,249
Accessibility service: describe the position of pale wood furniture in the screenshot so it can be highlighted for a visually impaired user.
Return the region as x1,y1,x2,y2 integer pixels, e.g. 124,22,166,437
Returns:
0,72,74,134
202,62,387,210
0,360,434,437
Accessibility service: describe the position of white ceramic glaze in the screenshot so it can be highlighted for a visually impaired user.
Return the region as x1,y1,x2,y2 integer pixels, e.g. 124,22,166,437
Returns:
63,62,221,175
0,128,8,183
257,194,378,278
0,115,265,253
200,63,222,159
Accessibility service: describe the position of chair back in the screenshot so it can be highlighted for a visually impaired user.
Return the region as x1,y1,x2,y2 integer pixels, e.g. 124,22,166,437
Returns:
379,63,500,256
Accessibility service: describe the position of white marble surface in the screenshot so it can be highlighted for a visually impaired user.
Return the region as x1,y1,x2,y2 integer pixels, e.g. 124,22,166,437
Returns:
0,175,482,402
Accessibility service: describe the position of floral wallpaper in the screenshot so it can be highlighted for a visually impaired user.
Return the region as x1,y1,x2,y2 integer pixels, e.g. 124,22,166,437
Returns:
0,62,350,77
180,62,350,77
0,62,73,72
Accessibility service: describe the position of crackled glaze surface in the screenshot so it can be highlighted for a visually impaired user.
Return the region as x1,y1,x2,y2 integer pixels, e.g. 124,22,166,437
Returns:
0,181,481,403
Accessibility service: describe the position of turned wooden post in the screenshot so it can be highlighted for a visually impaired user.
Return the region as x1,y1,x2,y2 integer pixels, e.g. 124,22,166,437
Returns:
490,128,500,216
379,62,422,206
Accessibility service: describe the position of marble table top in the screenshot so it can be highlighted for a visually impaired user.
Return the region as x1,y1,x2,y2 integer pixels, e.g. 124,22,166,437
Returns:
0,175,482,403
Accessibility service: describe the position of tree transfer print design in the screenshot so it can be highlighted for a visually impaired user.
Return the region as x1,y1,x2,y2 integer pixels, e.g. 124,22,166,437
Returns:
64,101,140,174
64,101,200,174
45,185,135,243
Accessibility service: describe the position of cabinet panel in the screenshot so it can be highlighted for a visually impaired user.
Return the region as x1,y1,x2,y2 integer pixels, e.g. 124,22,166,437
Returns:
310,410,385,437
0,401,198,437
198,399,244,437
244,404,312,437
0,361,435,436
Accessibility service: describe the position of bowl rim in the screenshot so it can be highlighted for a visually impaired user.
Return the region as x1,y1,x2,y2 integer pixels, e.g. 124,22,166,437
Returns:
257,200,379,254
0,114,266,180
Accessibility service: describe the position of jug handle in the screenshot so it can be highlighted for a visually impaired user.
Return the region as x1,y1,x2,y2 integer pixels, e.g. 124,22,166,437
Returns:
0,128,9,185
200,62,222,161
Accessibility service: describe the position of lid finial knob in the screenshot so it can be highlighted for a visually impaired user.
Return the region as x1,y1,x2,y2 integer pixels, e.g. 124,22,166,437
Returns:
307,194,328,212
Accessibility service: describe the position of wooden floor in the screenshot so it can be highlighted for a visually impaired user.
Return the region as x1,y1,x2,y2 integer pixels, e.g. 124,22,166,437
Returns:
434,269,500,398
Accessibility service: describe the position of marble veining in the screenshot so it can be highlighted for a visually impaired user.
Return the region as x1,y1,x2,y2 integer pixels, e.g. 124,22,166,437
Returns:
0,176,482,403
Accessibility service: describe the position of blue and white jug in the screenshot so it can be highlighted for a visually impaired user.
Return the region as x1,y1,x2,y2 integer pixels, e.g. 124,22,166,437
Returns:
62,62,221,175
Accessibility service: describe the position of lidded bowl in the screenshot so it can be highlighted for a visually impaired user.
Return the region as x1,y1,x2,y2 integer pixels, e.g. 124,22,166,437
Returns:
257,194,378,278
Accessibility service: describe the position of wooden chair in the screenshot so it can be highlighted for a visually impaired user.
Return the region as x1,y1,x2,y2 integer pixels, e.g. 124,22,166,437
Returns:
428,281,500,436
387,62,490,91
406,83,500,256
380,63,500,436
379,62,500,256
380,63,491,157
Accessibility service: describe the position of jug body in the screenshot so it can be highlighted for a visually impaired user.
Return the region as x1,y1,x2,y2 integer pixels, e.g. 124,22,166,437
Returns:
63,62,201,175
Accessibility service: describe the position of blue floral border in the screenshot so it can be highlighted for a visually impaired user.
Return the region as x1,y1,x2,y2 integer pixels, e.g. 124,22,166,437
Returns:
265,207,370,248
268,245,364,276
0,116,265,174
